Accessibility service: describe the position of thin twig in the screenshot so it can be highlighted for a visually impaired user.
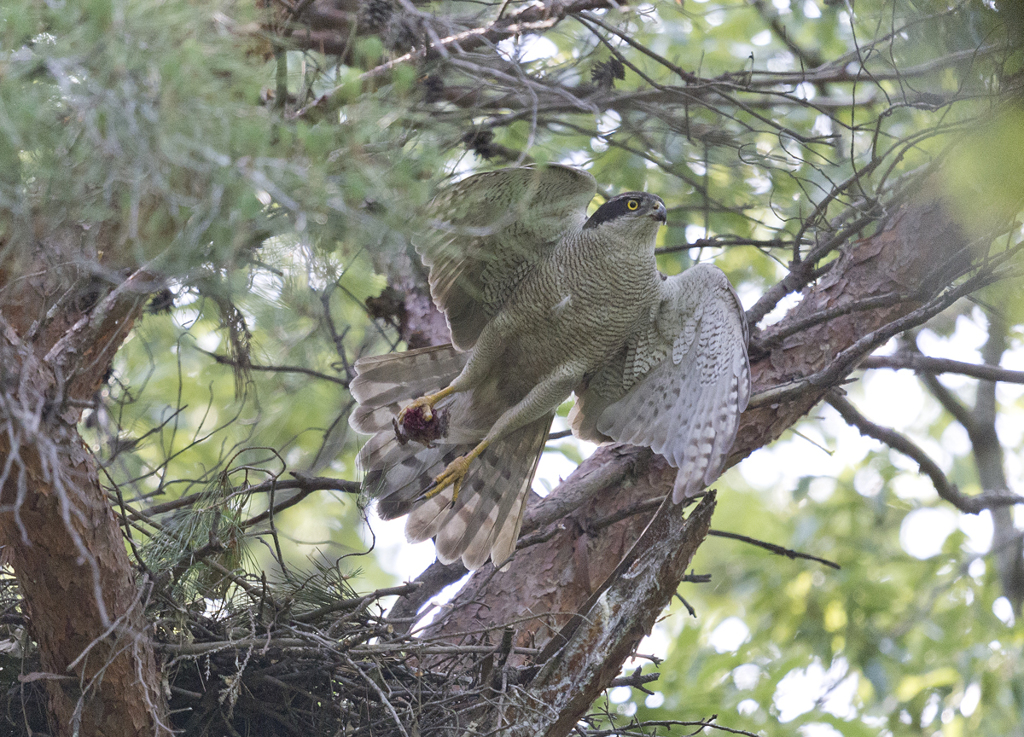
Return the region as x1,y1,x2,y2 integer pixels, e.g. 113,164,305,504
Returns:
709,530,840,569
750,268,1009,409
827,390,1024,513
860,353,1024,384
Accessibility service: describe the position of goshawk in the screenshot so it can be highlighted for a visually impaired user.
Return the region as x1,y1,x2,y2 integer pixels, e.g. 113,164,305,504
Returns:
349,165,750,570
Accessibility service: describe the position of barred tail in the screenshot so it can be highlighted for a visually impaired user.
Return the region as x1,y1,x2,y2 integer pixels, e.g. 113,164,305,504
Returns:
349,344,467,434
406,413,554,570
349,344,551,570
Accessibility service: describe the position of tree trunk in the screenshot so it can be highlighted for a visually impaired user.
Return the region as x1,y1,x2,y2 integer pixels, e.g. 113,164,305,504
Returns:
0,227,170,736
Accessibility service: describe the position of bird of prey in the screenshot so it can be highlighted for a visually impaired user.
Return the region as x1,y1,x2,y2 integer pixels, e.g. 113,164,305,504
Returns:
349,165,750,570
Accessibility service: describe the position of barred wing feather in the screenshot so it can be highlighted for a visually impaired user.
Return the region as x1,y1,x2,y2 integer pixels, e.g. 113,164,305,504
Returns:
595,263,750,502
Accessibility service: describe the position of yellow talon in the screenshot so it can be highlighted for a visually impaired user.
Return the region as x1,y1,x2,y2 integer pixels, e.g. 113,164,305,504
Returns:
422,455,473,502
398,385,457,425
419,440,491,505
398,395,434,424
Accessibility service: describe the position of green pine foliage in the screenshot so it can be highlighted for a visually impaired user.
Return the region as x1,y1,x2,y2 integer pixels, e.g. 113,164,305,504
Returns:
2,0,1022,733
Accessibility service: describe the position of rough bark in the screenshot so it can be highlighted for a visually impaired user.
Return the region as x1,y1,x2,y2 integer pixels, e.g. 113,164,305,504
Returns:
389,189,977,734
505,492,717,735
0,228,169,736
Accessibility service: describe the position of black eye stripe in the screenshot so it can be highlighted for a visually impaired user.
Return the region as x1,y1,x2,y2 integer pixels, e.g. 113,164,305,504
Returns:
582,193,663,229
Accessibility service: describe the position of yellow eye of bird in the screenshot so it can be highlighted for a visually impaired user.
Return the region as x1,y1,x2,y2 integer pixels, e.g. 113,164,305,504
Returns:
627,199,639,211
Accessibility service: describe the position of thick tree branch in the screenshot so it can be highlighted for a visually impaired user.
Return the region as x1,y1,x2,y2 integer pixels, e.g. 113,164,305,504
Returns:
972,318,1024,610
505,493,716,736
920,370,978,433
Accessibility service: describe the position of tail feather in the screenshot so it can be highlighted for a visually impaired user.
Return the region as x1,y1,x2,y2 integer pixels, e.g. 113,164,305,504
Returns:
409,412,554,569
358,433,467,519
350,343,551,570
485,444,540,569
350,345,467,434
465,413,552,569
404,492,453,543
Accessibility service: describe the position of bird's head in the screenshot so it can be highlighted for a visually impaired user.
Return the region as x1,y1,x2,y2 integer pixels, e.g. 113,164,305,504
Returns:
582,192,667,235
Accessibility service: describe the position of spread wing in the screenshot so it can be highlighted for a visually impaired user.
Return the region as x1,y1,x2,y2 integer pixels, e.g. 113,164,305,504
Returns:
569,263,750,502
417,164,596,350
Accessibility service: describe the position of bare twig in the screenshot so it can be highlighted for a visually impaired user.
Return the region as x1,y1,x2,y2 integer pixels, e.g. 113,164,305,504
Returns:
709,530,840,569
750,268,1010,409
347,0,612,84
827,390,1024,513
756,291,909,350
199,348,349,385
860,353,1024,384
117,474,360,522
293,583,421,624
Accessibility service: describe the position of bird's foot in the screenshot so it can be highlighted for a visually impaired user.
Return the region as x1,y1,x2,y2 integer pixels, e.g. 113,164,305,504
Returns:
398,394,437,425
395,388,454,446
421,454,474,504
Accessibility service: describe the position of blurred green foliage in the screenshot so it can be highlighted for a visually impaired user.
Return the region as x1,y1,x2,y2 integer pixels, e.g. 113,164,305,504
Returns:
2,0,1022,733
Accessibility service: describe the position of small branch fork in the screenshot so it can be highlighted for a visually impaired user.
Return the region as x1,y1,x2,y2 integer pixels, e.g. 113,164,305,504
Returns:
826,390,1024,514
606,666,660,695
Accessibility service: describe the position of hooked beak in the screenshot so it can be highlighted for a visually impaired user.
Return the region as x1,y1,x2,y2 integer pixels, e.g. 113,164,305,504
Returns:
652,200,667,224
